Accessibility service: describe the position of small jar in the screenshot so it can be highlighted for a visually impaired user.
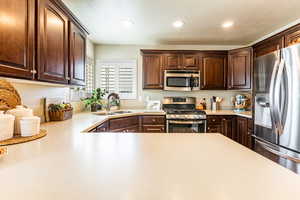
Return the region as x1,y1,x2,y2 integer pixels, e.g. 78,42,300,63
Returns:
7,105,33,135
0,111,15,141
20,116,40,137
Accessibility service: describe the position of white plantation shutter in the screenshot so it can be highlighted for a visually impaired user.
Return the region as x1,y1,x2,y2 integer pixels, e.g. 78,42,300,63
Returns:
96,60,137,99
85,57,94,93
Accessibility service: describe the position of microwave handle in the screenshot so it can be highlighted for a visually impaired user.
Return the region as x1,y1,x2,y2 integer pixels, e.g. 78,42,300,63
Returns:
190,75,194,90
190,75,199,88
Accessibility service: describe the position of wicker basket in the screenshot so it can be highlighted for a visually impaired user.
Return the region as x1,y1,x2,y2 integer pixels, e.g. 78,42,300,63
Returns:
48,108,73,121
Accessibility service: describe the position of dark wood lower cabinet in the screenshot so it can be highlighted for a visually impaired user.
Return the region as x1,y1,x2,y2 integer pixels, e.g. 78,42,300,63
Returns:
236,117,253,149
207,115,236,140
90,114,253,149
208,115,253,149
90,115,166,133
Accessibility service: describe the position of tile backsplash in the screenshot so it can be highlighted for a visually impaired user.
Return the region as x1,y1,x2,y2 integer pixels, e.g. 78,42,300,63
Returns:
120,90,252,110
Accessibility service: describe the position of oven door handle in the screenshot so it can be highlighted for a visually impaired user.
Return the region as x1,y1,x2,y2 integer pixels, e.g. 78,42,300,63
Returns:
168,120,205,124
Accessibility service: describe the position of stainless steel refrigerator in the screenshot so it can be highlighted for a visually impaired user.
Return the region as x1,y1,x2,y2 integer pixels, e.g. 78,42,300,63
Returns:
254,43,300,174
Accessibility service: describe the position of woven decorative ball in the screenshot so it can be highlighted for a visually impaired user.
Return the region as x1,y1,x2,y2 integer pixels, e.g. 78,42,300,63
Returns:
0,80,21,111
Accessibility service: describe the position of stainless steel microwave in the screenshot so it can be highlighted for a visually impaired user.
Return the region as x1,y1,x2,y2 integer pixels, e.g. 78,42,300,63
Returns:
164,70,200,91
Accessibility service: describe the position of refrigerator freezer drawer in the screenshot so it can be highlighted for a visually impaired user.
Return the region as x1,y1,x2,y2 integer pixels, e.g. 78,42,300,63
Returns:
254,139,300,174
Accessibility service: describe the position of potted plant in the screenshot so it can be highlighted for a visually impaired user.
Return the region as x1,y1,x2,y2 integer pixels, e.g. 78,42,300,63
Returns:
81,88,107,112
48,103,73,121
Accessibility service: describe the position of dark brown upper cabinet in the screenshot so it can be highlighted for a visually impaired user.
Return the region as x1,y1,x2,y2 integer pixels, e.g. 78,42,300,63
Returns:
0,0,35,79
164,54,181,70
284,24,300,47
37,0,69,84
228,47,252,90
164,53,198,70
199,52,227,90
181,54,198,70
142,54,164,89
253,35,284,58
69,22,86,86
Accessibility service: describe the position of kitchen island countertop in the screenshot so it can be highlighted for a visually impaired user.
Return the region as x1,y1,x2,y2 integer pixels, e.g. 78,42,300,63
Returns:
0,112,299,200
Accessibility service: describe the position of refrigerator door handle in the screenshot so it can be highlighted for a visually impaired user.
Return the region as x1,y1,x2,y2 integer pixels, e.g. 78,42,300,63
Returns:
257,140,300,163
269,59,280,133
274,59,286,135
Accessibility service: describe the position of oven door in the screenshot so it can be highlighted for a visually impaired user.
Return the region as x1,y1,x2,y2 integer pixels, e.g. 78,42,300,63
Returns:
167,120,206,133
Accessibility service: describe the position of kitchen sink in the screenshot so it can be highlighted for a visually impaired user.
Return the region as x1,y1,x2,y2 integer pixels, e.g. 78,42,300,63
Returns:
108,110,132,115
93,110,133,115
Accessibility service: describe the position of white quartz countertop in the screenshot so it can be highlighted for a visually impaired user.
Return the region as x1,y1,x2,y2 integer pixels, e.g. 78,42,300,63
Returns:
1,112,298,200
205,110,252,118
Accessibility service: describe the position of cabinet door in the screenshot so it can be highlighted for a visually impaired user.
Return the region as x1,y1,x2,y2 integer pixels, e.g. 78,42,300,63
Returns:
228,47,252,90
200,54,227,90
96,121,108,132
0,0,35,79
221,116,236,140
109,116,139,131
37,0,69,84
284,25,300,47
143,54,164,89
236,117,248,146
253,35,284,58
69,22,86,86
164,54,181,70
182,54,198,70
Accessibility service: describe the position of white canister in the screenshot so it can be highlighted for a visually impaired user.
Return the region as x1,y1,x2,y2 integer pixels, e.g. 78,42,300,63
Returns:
20,116,40,137
0,111,15,141
7,105,33,135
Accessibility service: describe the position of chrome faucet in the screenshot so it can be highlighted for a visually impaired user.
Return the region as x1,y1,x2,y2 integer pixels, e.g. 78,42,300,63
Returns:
106,93,120,111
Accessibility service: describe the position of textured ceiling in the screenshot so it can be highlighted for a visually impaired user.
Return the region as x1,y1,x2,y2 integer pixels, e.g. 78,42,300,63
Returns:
63,0,300,45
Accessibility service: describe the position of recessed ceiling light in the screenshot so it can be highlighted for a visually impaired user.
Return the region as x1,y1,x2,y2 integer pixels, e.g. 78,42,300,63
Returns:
122,19,134,28
222,21,234,28
173,20,184,28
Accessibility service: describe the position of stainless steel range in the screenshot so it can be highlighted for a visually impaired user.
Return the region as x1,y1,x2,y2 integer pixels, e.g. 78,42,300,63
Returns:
162,97,206,133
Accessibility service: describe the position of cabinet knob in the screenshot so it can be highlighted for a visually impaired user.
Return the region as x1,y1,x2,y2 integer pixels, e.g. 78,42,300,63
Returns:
30,70,37,74
152,119,156,122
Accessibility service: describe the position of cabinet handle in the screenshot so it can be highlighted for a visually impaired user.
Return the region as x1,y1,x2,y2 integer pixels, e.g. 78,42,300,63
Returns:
30,70,37,74
212,119,216,122
152,119,156,122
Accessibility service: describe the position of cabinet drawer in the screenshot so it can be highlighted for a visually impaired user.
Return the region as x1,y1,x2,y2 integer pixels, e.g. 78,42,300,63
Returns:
143,125,165,133
142,116,165,125
109,116,139,130
207,116,223,125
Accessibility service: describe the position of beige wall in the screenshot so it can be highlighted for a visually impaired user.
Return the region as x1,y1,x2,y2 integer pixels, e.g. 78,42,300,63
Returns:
94,44,250,110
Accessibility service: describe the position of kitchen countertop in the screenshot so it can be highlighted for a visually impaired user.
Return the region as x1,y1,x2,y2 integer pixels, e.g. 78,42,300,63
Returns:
1,112,300,200
205,110,252,119
82,109,252,132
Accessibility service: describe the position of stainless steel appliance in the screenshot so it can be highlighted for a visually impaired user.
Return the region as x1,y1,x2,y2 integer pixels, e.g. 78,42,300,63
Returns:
253,43,300,174
164,70,200,91
162,97,206,133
